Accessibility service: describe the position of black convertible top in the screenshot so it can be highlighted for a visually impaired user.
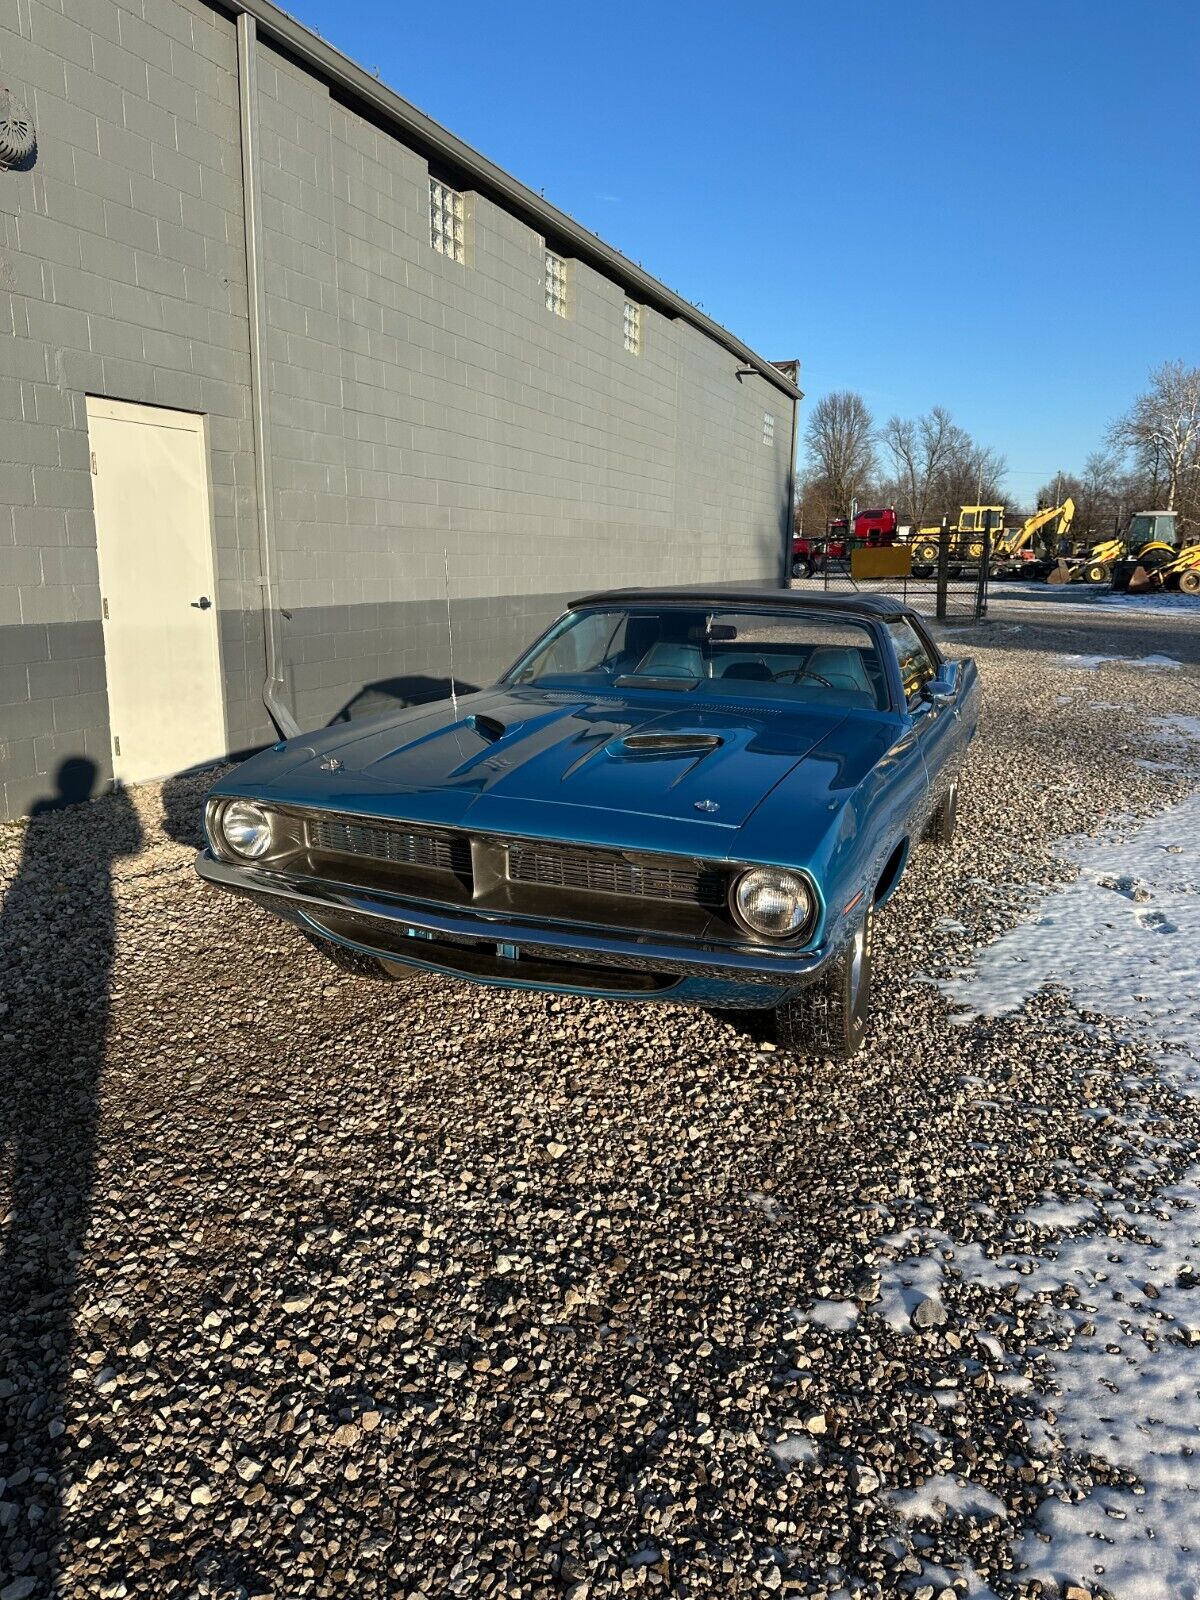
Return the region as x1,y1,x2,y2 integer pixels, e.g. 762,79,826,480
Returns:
569,585,914,623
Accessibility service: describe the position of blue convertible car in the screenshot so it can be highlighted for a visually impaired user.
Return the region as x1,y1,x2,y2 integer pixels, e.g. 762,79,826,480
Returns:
197,589,978,1057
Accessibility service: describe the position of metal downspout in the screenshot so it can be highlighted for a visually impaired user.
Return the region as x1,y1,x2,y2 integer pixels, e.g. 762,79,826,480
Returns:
783,385,802,587
236,11,300,740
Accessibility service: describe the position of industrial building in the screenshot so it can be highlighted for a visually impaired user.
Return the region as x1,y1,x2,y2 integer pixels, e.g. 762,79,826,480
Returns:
0,0,800,820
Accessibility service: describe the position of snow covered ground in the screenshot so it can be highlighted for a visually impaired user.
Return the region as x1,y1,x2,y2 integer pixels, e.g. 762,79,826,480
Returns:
942,734,1200,1056
991,583,1200,619
874,715,1200,1597
1054,652,1182,671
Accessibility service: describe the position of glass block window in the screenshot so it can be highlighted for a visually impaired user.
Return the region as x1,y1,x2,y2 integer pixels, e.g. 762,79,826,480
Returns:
429,177,464,262
623,299,641,355
762,412,776,445
545,250,567,316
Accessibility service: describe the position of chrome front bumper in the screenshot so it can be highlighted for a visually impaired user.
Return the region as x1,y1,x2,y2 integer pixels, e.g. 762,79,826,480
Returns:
195,850,835,1005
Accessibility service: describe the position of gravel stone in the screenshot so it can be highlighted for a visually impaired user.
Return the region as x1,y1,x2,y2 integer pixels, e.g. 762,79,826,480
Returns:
912,1296,949,1330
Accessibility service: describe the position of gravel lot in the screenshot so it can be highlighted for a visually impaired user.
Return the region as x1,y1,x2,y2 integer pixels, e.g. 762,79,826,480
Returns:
3,602,1199,1600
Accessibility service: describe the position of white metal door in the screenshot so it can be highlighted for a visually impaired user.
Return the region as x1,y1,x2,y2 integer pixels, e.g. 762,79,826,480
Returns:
87,397,226,783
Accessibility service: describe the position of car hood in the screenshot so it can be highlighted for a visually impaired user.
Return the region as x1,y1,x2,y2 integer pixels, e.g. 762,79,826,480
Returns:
220,686,864,853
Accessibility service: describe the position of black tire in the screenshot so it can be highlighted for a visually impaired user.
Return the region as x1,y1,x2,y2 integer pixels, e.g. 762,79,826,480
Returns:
792,557,813,579
928,780,957,845
305,932,396,981
772,907,873,1060
1084,561,1109,585
1180,568,1200,595
913,542,939,567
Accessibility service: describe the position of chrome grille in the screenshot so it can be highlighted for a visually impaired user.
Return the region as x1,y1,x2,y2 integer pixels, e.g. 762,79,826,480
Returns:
507,842,724,906
308,816,470,875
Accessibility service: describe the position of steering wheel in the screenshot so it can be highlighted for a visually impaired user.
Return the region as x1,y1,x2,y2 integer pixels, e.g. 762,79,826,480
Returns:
774,665,836,687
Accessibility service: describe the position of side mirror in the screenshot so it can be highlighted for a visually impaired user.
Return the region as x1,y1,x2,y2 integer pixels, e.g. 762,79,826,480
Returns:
924,660,960,707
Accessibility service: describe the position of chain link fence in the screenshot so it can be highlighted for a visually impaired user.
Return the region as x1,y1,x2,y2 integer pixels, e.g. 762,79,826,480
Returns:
790,522,991,622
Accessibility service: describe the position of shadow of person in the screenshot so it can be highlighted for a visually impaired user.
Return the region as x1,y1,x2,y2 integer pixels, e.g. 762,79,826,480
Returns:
0,758,143,1595
160,760,228,849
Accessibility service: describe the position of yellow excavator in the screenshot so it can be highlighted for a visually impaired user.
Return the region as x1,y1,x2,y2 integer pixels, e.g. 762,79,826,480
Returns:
906,501,1074,578
1113,512,1200,592
1050,510,1181,587
991,498,1075,577
1128,543,1200,592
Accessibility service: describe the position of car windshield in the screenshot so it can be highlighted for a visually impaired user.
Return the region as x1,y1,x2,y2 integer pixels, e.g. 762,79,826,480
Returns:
507,607,889,710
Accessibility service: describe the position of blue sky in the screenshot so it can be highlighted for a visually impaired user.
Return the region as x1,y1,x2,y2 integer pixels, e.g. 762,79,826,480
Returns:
293,0,1198,499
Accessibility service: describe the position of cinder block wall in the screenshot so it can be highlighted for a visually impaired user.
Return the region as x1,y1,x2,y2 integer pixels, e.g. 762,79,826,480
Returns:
0,0,794,819
0,0,263,820
255,40,792,729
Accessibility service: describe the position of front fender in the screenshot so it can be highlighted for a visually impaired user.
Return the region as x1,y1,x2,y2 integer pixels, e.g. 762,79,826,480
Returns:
739,711,927,953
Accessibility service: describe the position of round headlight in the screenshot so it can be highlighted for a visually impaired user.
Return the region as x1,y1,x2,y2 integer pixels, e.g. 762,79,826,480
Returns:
220,799,274,860
733,867,812,939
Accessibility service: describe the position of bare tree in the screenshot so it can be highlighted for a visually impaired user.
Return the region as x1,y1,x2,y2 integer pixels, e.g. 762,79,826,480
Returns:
945,440,1007,510
1107,360,1200,512
1035,468,1083,515
794,467,837,536
879,406,966,526
1036,450,1151,540
803,392,876,518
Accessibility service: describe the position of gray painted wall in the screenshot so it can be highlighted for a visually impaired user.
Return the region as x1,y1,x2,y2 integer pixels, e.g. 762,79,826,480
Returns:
0,0,796,821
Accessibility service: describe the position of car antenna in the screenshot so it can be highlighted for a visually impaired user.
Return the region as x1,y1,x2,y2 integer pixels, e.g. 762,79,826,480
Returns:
443,546,459,720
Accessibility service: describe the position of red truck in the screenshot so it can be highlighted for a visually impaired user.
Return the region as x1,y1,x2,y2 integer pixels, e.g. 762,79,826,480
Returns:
792,507,898,578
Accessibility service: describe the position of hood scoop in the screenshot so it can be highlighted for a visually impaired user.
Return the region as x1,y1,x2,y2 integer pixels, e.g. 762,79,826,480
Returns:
467,712,507,743
617,731,724,756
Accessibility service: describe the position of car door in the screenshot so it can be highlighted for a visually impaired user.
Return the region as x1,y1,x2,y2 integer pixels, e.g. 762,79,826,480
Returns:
888,618,960,808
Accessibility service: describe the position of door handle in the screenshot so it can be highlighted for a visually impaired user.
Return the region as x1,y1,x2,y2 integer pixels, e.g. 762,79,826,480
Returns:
191,595,212,610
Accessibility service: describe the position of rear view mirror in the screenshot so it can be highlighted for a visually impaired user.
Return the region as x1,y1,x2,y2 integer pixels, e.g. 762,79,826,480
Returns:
924,660,961,706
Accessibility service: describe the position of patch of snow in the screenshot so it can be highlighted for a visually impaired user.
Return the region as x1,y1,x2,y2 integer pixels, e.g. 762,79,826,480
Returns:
908,1556,1004,1600
930,1386,962,1410
1015,1488,1200,1599
874,1251,948,1332
1056,651,1182,671
1152,713,1200,746
994,1370,1033,1392
942,785,1200,1059
806,1298,859,1332
1023,1196,1097,1231
1149,1048,1200,1100
626,1545,663,1568
877,1202,1200,1592
1006,1207,1200,1599
992,585,1200,617
910,1422,946,1446
890,1472,1008,1524
769,1432,816,1469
